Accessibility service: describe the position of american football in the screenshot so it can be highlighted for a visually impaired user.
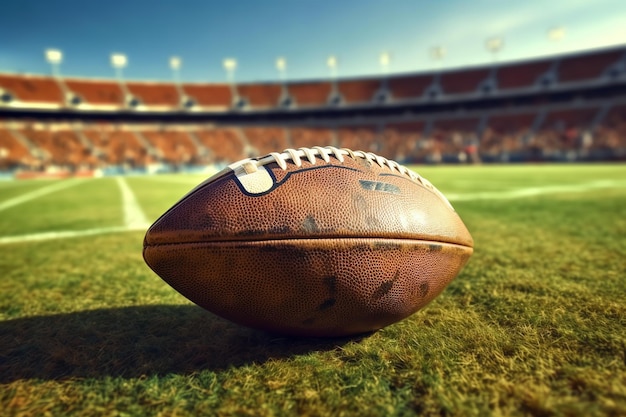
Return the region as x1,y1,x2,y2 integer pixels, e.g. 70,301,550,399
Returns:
143,146,473,336
4,1,626,413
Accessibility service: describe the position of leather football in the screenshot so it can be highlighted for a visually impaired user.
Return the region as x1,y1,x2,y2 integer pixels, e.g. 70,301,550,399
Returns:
143,147,473,337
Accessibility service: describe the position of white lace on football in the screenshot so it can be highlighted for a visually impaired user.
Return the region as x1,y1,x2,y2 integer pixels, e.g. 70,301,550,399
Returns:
224,146,454,210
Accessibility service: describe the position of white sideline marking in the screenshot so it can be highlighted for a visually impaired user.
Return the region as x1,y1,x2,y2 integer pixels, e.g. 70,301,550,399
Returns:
0,178,624,245
446,179,626,202
116,177,150,229
0,180,83,212
0,225,146,245
135,176,208,184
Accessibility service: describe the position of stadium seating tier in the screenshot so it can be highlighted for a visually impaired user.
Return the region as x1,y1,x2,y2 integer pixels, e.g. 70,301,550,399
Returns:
338,79,382,104
559,50,623,82
288,82,332,106
126,82,180,106
237,84,282,108
388,74,433,99
65,80,124,105
0,74,64,103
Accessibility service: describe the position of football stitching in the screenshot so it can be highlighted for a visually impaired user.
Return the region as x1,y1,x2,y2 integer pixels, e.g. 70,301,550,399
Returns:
230,163,361,197
240,146,454,210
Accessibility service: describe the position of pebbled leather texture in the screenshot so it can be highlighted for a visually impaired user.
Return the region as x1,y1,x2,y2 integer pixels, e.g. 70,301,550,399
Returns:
144,149,474,337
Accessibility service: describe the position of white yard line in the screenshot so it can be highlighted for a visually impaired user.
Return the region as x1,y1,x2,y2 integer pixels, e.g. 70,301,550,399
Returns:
0,225,146,245
0,178,624,245
0,179,84,212
116,177,150,229
446,179,626,202
0,177,150,245
135,176,209,184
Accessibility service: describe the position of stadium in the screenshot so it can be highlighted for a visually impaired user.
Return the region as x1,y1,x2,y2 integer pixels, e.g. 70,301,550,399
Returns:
1,45,626,176
1,1,625,416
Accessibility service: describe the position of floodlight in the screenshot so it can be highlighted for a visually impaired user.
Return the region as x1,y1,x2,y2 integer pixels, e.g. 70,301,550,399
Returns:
548,27,566,42
45,49,63,65
327,55,337,69
485,37,504,54
111,53,128,69
276,57,287,72
223,58,237,71
430,46,446,61
170,56,182,70
379,52,391,68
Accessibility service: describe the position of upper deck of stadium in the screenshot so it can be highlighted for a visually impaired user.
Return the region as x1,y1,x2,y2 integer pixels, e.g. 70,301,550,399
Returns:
1,45,624,119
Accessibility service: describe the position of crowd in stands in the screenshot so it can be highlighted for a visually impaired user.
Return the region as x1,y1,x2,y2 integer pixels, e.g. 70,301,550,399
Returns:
1,103,625,175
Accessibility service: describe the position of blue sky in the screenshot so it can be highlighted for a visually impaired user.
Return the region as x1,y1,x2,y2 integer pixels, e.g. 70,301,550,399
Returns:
2,0,626,83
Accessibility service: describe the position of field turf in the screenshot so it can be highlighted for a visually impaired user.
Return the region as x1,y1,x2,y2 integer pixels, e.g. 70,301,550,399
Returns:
0,164,625,416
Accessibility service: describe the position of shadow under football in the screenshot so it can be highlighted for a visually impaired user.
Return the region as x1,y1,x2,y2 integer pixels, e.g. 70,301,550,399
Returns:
0,305,365,382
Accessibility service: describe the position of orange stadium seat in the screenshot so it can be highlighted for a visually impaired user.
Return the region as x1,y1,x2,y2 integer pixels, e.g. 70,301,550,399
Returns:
126,82,180,106
480,112,536,159
0,74,63,103
195,127,247,163
434,117,480,132
338,78,382,104
0,127,33,168
142,129,197,164
336,126,379,152
497,61,552,90
605,104,626,133
559,49,623,82
429,117,481,159
487,112,536,135
440,68,490,95
83,126,150,166
388,74,433,100
289,127,335,148
289,82,332,106
596,104,626,149
530,107,598,156
541,107,598,130
13,125,98,169
379,121,424,161
180,84,232,107
237,84,282,108
241,127,288,155
65,79,125,105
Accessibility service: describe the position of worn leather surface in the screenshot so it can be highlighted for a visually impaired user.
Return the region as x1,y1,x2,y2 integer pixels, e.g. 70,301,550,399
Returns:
144,151,473,337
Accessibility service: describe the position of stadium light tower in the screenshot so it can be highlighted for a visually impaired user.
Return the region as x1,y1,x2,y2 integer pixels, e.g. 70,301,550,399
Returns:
430,46,446,65
547,26,566,53
170,56,194,109
45,48,81,106
111,53,140,107
375,51,392,103
111,53,128,77
428,46,446,99
548,26,566,42
276,57,287,79
327,55,338,78
485,37,504,63
170,56,182,81
45,49,63,77
379,51,391,74
276,57,293,107
223,58,245,108
327,55,342,105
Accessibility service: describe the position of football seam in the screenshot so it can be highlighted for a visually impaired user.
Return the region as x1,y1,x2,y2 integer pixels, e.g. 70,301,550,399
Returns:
143,236,474,250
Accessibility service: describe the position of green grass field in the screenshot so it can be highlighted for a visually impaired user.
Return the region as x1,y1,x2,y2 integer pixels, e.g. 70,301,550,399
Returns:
1,164,625,416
